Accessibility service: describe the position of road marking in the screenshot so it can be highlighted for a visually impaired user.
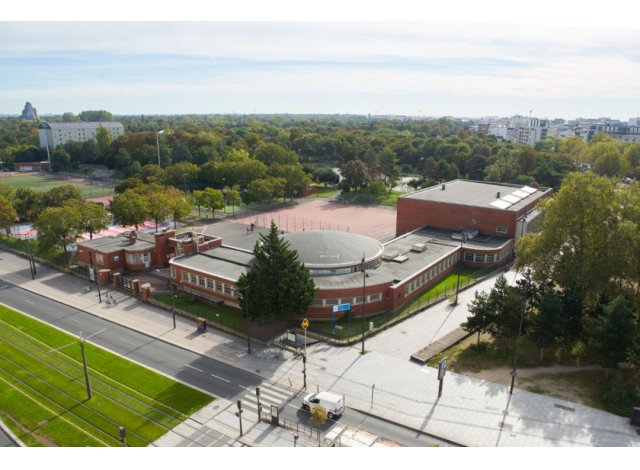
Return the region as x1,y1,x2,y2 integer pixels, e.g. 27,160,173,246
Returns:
237,385,251,391
184,364,203,373
68,317,80,323
210,373,230,383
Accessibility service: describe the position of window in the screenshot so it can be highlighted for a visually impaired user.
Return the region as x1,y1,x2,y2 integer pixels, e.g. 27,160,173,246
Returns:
369,293,382,302
181,271,189,282
127,254,143,265
95,253,104,265
325,298,338,306
312,299,324,307
216,281,223,292
486,254,494,263
170,267,176,279
198,276,205,287
190,273,197,284
475,254,485,263
224,284,231,295
465,253,474,262
496,226,508,234
354,295,365,304
206,278,214,289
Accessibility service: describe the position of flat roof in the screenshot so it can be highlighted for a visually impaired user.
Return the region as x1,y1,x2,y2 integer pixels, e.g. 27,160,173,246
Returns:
400,179,551,212
78,231,156,254
41,122,124,130
171,246,253,282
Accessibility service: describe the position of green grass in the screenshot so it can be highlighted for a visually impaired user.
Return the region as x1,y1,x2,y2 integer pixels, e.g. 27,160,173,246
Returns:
0,305,213,446
308,186,340,198
152,293,247,331
0,174,114,199
309,267,487,339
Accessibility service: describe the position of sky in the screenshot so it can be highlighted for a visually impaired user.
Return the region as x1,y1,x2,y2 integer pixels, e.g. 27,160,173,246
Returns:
2,1,640,120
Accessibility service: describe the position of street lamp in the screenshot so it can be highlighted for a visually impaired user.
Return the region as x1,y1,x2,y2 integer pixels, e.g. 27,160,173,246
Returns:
156,130,165,167
361,255,366,355
170,285,177,329
234,285,251,354
510,279,528,395
454,231,467,305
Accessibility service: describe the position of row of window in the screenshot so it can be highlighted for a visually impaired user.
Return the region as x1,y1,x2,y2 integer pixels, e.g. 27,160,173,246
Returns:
311,292,383,308
179,270,236,297
464,246,512,264
127,253,150,265
405,252,459,296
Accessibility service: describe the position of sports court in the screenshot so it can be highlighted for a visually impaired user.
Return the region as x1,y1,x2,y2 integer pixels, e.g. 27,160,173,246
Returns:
235,198,398,242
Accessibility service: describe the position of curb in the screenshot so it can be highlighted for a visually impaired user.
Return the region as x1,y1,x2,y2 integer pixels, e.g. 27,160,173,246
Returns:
348,405,465,447
0,418,26,447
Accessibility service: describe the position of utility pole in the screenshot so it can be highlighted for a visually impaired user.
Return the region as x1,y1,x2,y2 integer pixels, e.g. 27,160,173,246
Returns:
235,400,244,436
79,332,92,400
25,236,36,279
170,285,177,329
361,255,366,354
510,280,528,395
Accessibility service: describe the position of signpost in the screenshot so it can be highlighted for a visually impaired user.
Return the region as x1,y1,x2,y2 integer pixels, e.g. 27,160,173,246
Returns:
301,318,309,390
437,357,448,399
332,303,350,335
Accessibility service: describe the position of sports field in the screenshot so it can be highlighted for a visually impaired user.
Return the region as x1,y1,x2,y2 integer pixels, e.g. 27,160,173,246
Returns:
0,305,213,447
0,173,114,200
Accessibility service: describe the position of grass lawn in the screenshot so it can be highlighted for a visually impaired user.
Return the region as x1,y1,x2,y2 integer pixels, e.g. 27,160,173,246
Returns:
307,186,340,198
0,305,213,446
152,293,247,331
338,190,402,207
0,174,114,199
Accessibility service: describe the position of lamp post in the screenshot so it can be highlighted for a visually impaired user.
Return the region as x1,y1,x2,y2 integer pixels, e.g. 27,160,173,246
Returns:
156,130,165,167
454,231,467,305
79,332,92,400
235,285,251,355
509,279,528,395
88,252,102,303
170,285,177,329
361,255,366,355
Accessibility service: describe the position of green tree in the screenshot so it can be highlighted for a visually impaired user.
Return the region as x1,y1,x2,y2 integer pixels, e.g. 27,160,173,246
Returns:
145,187,172,231
592,149,628,178
236,221,316,322
224,189,242,214
462,291,496,345
191,189,206,217
527,290,565,361
74,200,111,240
12,188,41,221
40,184,82,209
165,187,192,228
340,159,370,191
247,178,275,203
201,187,224,218
588,296,639,373
109,190,149,230
516,173,619,307
33,204,81,255
0,182,16,201
0,195,18,236
95,124,112,163
79,110,113,122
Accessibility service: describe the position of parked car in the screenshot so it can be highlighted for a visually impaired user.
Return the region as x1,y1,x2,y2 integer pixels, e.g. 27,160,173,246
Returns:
301,391,345,419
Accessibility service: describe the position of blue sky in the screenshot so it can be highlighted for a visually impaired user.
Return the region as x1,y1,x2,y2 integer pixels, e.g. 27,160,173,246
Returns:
2,2,640,120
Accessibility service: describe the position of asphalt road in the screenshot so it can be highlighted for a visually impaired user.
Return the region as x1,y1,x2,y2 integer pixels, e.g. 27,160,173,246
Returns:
0,279,456,447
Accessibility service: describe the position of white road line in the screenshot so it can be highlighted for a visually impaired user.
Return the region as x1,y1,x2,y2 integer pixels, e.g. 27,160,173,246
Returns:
210,373,230,383
237,385,251,390
67,317,80,323
184,364,203,373
119,338,135,346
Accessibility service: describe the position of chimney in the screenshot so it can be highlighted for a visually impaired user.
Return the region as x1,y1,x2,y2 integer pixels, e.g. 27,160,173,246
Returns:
441,184,446,190
130,231,137,245
496,191,501,198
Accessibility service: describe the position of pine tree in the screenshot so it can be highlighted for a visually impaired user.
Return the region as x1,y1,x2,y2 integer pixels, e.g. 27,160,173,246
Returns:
236,221,316,322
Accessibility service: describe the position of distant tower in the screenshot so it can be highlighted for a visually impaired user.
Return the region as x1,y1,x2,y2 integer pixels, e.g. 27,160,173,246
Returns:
21,102,39,121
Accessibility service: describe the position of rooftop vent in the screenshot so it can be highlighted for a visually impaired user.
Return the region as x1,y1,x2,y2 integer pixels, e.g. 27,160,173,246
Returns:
496,191,501,198
441,184,446,190
392,255,409,263
411,243,427,253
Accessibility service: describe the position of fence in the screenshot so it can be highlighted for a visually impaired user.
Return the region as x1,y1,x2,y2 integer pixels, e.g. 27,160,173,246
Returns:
239,212,350,233
278,417,340,447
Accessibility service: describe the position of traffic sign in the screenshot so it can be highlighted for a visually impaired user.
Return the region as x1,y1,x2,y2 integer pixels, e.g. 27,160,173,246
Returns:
332,303,351,313
301,319,309,329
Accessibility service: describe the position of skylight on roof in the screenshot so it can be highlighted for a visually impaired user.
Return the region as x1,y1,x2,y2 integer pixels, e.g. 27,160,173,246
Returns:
502,194,521,204
490,199,512,209
512,190,529,199
521,186,537,194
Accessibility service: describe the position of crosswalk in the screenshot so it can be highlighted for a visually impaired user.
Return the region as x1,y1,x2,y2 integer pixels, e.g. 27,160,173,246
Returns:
238,382,296,416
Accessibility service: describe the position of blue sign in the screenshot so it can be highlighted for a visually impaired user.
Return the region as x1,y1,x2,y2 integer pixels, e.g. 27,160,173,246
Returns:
333,303,351,313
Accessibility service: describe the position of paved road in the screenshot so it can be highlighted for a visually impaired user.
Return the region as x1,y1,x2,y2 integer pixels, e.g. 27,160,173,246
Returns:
0,279,453,446
0,279,263,400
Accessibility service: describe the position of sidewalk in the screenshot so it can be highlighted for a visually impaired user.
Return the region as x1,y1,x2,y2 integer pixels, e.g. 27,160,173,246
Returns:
1,250,638,447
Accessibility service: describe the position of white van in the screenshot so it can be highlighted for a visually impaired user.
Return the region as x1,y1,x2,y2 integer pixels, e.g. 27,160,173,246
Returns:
301,391,345,419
